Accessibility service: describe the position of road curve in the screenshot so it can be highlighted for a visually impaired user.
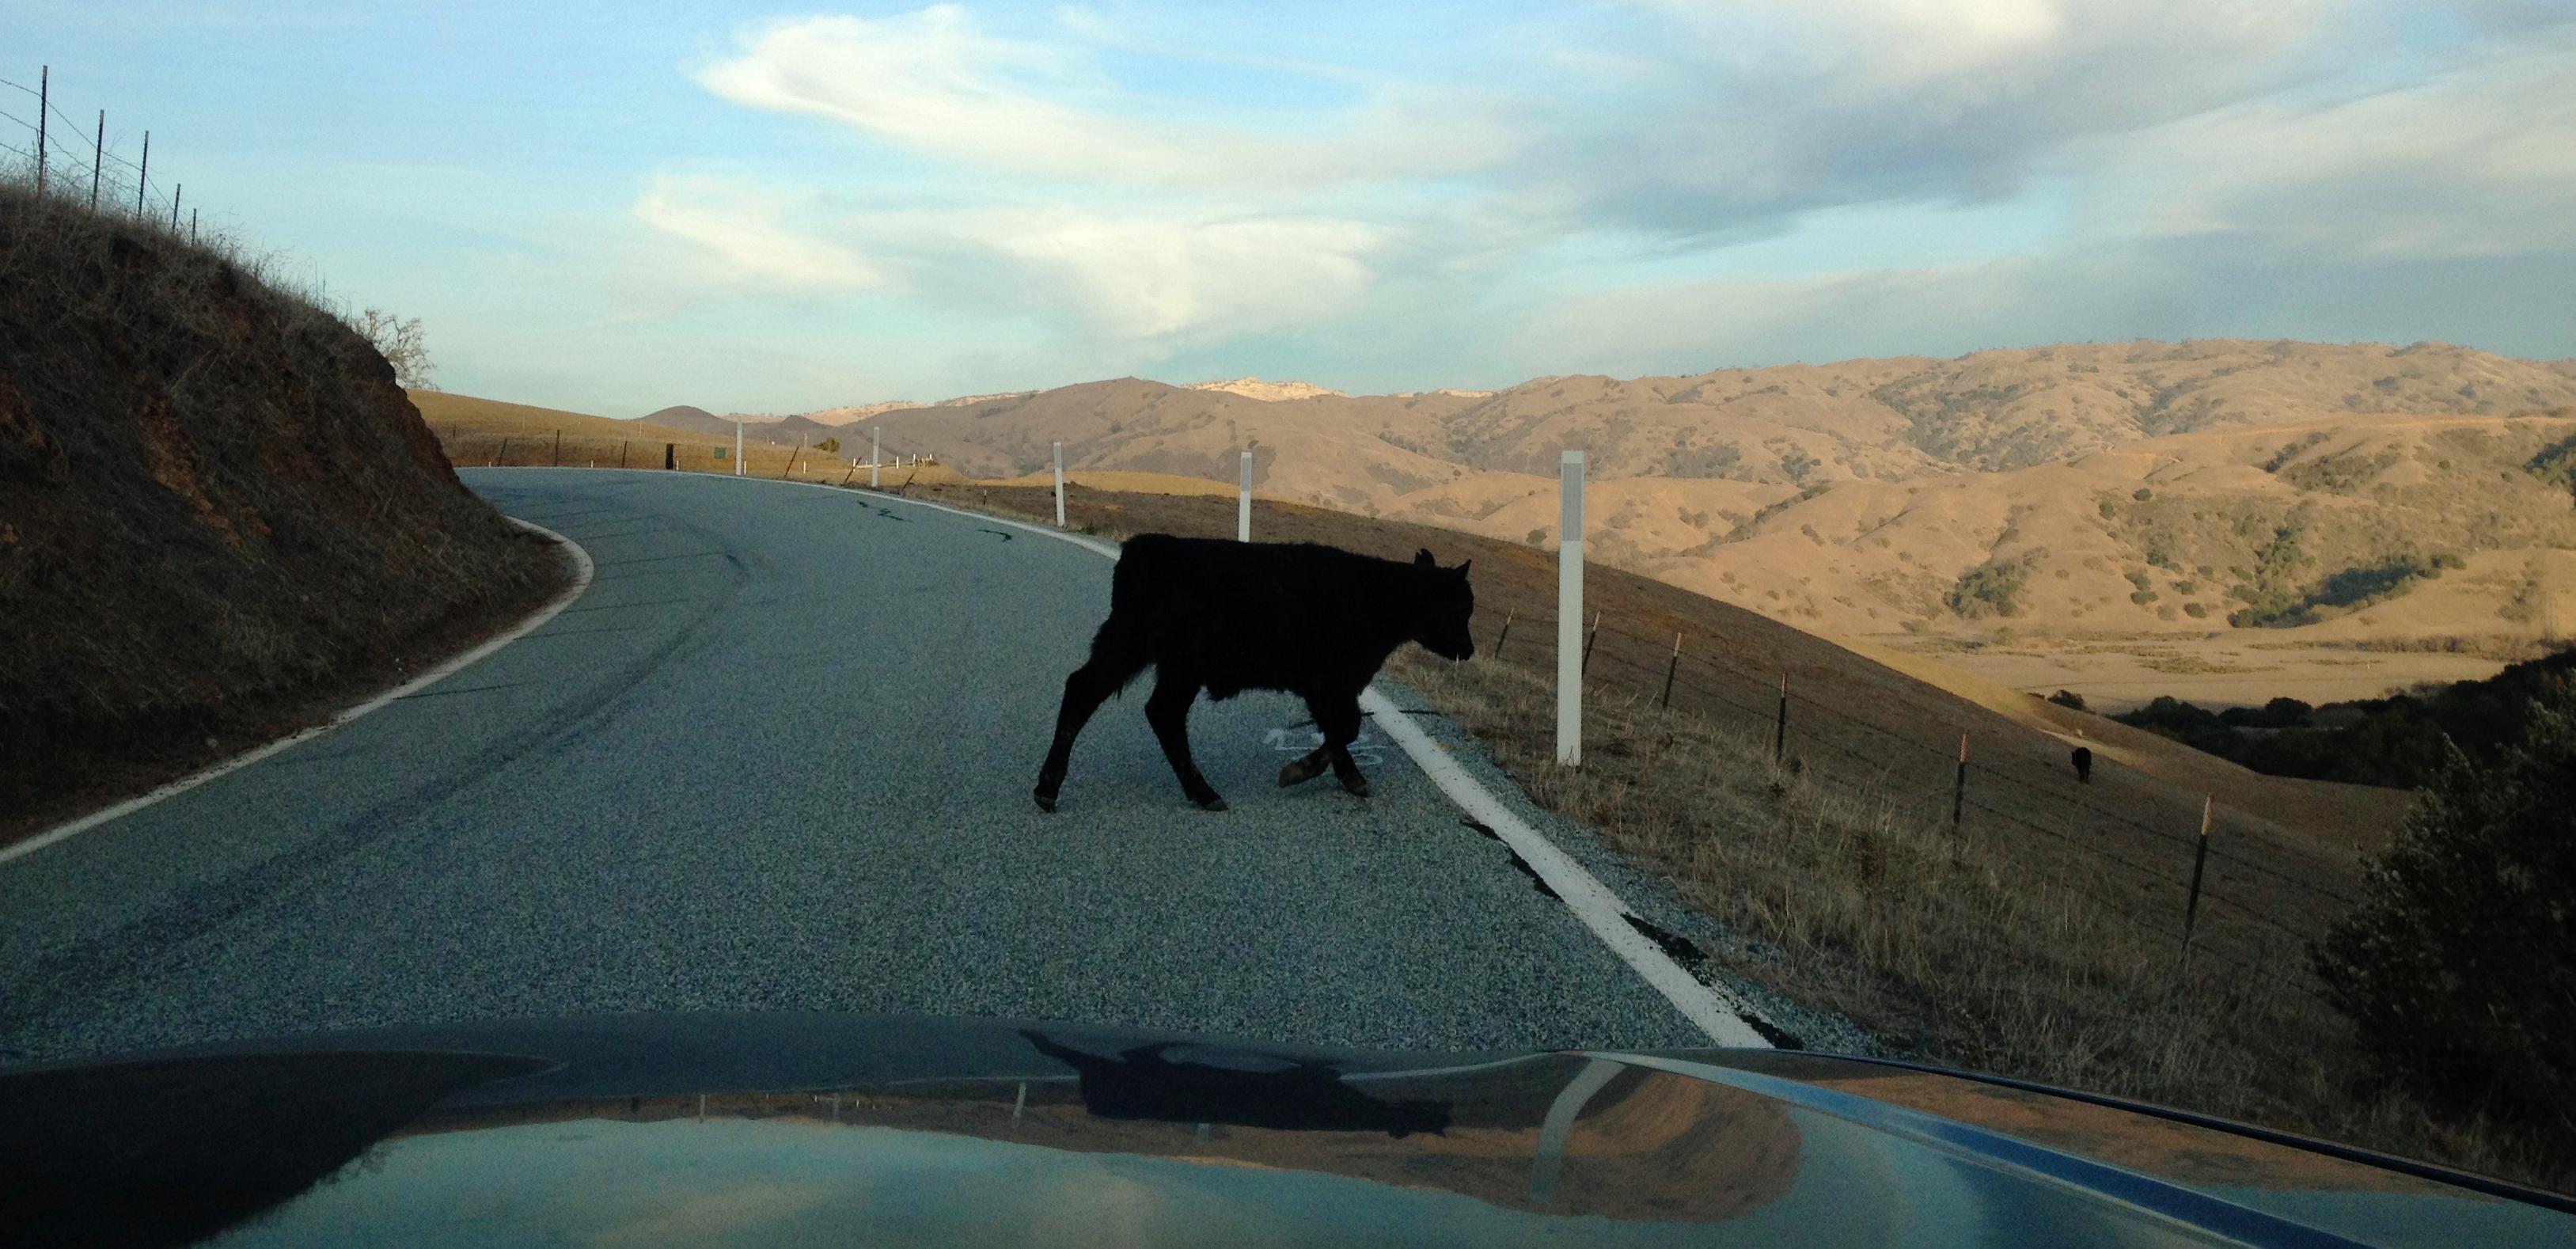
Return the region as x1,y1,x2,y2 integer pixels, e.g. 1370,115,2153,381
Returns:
0,469,1725,1065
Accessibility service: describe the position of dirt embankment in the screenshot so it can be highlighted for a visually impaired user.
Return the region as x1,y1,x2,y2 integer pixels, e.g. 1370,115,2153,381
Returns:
0,185,567,840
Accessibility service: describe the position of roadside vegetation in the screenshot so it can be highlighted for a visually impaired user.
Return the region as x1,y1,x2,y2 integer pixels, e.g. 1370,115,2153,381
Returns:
2315,687,2576,1167
1389,647,2569,1195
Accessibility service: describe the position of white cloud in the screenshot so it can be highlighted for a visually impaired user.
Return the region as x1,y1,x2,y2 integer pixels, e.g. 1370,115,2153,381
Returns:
694,6,1510,189
2085,27,2576,259
633,175,885,293
925,209,1387,341
633,176,1386,344
1533,0,2344,236
644,2,2576,385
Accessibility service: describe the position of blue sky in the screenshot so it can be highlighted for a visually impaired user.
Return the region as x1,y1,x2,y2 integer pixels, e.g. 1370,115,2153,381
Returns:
9,1,2574,416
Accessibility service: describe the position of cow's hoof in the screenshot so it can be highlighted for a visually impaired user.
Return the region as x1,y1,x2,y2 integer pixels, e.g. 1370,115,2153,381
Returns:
1277,756,1326,788
1340,776,1372,799
1193,794,1231,813
1033,789,1058,813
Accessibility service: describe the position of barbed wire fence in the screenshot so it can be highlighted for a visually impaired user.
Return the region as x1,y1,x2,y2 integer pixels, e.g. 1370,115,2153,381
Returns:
4,66,200,240
1481,598,2365,1004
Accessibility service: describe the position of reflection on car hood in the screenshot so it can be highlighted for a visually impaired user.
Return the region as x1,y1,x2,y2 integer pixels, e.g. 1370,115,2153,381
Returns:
0,1012,2566,1247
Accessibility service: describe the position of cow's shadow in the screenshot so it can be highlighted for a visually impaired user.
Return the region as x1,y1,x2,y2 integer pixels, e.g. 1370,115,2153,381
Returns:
1019,1030,1450,1138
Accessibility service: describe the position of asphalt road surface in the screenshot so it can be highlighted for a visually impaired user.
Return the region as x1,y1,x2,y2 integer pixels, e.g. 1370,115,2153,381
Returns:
0,469,1734,1065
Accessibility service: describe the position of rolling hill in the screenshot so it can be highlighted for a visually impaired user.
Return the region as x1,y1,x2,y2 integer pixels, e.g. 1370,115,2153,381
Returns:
703,342,2576,657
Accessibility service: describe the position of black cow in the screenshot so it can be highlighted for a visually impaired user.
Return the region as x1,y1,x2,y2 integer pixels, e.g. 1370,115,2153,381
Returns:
1034,534,1475,813
2072,746,2094,784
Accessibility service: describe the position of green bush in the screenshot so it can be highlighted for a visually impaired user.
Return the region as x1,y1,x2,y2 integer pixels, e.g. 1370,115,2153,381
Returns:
2314,689,2576,1142
1947,556,2033,620
2047,689,2088,712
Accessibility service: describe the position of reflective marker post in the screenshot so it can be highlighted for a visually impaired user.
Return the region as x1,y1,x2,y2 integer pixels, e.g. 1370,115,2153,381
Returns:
1238,450,1253,542
870,427,880,488
1557,450,1585,766
734,410,744,476
1054,441,1067,528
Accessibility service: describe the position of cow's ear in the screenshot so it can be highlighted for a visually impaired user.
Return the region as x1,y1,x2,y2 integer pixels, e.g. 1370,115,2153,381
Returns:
1453,560,1472,579
1414,549,1436,566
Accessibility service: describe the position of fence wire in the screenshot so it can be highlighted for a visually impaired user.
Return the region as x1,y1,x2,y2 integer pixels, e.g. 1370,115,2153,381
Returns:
1500,569,2369,1000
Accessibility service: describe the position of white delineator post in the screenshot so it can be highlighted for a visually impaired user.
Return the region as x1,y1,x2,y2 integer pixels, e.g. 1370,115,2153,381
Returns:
1238,450,1253,542
1053,441,1067,528
734,411,745,476
870,427,880,488
1557,450,1585,766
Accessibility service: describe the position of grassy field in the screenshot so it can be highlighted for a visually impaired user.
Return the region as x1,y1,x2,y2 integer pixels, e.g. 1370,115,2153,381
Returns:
1891,628,2532,715
888,477,2564,1194
410,391,713,445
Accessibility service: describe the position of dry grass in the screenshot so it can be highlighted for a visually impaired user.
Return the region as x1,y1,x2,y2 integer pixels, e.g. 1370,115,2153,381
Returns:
408,391,713,446
0,178,567,844
431,427,966,488
1387,643,2571,1195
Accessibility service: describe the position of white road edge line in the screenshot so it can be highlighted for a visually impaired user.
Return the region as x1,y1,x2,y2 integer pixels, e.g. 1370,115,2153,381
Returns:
2,518,596,867
1360,686,1773,1049
469,469,1779,1047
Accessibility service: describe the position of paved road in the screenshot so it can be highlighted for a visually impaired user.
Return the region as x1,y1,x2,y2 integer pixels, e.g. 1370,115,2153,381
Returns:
0,469,1720,1065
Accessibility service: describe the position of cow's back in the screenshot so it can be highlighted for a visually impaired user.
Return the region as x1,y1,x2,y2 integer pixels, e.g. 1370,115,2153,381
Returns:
1110,536,1390,697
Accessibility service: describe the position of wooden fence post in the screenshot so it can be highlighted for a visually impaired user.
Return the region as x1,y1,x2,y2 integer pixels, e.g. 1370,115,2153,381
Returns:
1580,612,1601,674
2181,795,2215,959
1660,633,1681,708
1774,674,1789,762
1952,732,1969,829
1493,609,1514,661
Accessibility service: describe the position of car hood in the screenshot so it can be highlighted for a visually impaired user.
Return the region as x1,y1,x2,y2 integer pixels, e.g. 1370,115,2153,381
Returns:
1,1012,2565,1247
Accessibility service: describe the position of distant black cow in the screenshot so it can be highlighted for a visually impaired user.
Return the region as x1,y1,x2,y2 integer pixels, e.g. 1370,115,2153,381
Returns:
1034,534,1475,813
2072,746,2094,784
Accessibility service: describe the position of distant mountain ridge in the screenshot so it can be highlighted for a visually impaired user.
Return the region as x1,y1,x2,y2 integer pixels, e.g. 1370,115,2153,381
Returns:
1186,378,1348,401
643,340,2576,636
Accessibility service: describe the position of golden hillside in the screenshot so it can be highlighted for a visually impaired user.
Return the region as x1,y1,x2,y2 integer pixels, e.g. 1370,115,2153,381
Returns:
788,342,2575,658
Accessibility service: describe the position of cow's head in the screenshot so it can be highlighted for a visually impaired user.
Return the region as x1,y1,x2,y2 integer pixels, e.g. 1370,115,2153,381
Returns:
1412,549,1476,660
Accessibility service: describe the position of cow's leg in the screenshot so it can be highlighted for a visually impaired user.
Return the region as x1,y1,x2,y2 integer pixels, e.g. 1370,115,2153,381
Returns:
1315,693,1371,798
1144,670,1227,812
1278,700,1332,789
1277,743,1330,788
1034,618,1149,812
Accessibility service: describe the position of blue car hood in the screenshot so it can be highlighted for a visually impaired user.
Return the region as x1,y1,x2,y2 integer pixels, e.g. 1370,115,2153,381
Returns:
0,1012,2565,1247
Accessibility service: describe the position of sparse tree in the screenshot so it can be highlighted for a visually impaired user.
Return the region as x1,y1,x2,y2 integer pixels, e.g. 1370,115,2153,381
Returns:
353,306,437,390
818,437,840,454
2314,682,2576,1141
